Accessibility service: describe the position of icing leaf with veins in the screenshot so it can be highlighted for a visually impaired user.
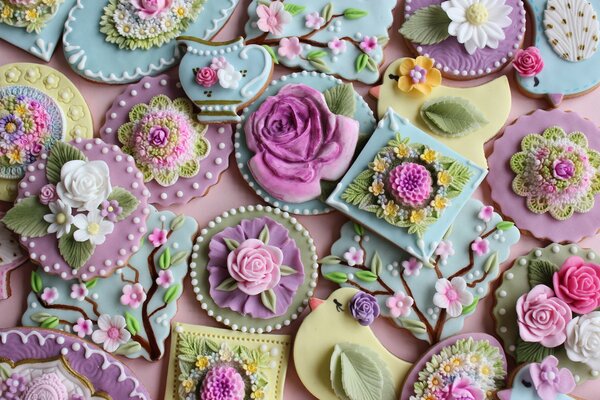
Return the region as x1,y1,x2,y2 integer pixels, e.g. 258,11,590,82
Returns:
400,5,452,45
58,230,94,270
283,3,306,15
259,225,270,245
370,252,383,275
280,265,298,276
2,198,50,238
262,45,279,64
461,297,479,315
343,8,368,19
261,289,277,313
224,238,240,251
420,97,488,137
216,277,238,292
399,318,427,334
45,141,87,184
324,84,357,118
527,260,559,287
164,284,181,304
30,271,42,293
322,2,334,21
516,339,555,363
319,255,342,265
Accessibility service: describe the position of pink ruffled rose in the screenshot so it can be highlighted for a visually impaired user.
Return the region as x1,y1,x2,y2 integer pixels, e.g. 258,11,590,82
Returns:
227,238,283,296
130,0,173,19
441,377,484,400
245,84,359,203
195,67,218,88
553,256,600,314
513,46,544,77
516,284,572,347
38,184,58,205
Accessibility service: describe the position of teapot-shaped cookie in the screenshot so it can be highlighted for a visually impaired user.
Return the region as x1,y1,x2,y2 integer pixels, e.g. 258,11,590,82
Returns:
177,36,274,124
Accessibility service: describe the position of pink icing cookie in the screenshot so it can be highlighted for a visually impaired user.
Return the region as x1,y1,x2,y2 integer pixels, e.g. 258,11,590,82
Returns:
100,74,233,206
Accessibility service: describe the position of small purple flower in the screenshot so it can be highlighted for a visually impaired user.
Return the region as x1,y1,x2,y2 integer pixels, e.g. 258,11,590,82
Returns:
349,291,380,326
100,200,123,222
31,142,43,156
553,158,575,180
0,373,27,398
359,36,378,53
38,184,58,205
148,125,169,147
0,114,24,140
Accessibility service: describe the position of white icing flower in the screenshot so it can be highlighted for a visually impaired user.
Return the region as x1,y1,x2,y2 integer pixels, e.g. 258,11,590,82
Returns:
56,160,112,212
43,200,74,239
217,64,242,90
441,0,512,55
72,210,114,245
91,314,131,353
565,312,600,370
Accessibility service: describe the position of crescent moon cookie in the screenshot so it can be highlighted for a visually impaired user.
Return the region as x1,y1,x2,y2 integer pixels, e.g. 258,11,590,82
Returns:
488,108,600,242
2,138,150,281
399,0,526,79
100,74,233,206
0,63,93,202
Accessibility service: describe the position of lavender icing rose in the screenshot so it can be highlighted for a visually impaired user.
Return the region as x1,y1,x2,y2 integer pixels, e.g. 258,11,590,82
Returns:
227,238,282,296
244,84,359,203
38,184,58,205
349,291,380,326
553,159,575,180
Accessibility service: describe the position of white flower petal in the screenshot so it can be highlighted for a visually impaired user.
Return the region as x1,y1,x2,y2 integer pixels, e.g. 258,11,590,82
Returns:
97,314,112,330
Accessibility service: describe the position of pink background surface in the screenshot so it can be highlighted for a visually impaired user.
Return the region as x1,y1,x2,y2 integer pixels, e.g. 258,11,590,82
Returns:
1,1,599,398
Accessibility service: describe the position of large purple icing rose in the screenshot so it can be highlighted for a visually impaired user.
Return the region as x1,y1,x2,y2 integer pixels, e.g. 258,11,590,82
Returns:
349,291,380,326
200,366,245,400
389,162,432,207
244,84,359,203
227,238,282,296
207,217,305,319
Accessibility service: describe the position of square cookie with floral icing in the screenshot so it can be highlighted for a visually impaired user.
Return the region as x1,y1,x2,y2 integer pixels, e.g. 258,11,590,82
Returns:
0,0,76,60
62,0,240,83
327,109,487,259
0,327,151,399
22,208,197,361
243,0,397,83
2,139,150,281
164,322,291,400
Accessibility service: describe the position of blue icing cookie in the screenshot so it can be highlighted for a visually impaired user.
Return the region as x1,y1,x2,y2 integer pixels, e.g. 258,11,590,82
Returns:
497,364,578,400
178,37,274,124
22,208,198,361
327,108,487,259
63,0,239,83
0,0,76,61
516,0,600,105
321,198,520,344
244,0,397,84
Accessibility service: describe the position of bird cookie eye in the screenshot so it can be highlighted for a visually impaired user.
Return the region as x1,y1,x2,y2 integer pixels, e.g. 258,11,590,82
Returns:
521,379,532,388
333,299,344,313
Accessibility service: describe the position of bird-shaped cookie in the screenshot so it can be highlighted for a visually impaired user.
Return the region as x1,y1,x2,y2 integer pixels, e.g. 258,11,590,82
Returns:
369,57,511,168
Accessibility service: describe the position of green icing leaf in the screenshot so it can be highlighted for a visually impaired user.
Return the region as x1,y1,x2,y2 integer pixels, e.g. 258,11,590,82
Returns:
483,251,499,274
115,341,142,356
370,252,382,275
461,297,479,315
125,312,140,336
307,50,327,60
366,57,378,72
322,2,334,21
420,96,488,137
224,238,239,251
399,5,451,45
355,270,378,282
516,339,555,363
86,278,98,289
496,221,515,231
344,8,368,19
40,316,59,329
216,277,238,292
318,255,342,265
58,231,94,270
170,214,186,231
45,141,86,184
2,197,50,238
283,3,305,15
528,260,559,288
353,223,365,236
262,45,279,64
158,248,171,270
170,251,190,267
107,187,139,221
356,53,369,73
398,318,427,334
31,270,42,293
261,289,277,313
258,225,270,245
164,284,181,304
324,84,356,118
280,265,297,276
309,58,332,73
30,312,53,323
340,348,384,400
324,271,348,283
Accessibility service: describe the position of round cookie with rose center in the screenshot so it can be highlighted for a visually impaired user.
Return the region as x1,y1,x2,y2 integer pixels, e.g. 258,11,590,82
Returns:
100,74,233,206
3,138,150,281
190,205,318,333
399,0,526,79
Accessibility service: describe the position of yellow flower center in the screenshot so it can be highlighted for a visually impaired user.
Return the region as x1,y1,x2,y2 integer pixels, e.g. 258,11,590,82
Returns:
56,213,67,225
87,222,100,235
466,3,489,26
5,122,16,134
246,362,258,373
107,206,114,213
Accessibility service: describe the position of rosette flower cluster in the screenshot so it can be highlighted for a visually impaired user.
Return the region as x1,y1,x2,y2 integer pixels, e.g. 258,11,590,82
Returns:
389,162,433,207
200,366,245,400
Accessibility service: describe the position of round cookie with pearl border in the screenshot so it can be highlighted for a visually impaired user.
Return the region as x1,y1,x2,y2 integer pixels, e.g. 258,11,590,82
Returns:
2,138,150,281
493,243,600,385
190,204,319,333
100,74,233,206
235,71,376,215
0,63,93,202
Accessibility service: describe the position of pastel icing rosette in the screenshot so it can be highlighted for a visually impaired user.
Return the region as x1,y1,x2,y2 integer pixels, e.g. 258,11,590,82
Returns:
565,312,600,370
244,84,359,203
199,366,245,400
207,217,305,319
553,256,600,314
118,94,209,187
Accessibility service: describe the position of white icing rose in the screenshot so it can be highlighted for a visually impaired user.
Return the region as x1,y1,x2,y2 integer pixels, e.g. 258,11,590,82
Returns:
565,311,600,370
56,160,112,212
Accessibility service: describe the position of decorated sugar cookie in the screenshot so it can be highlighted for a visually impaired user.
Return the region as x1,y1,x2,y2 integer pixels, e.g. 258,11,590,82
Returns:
190,204,318,333
236,72,375,215
101,74,233,206
164,323,291,400
22,208,196,361
494,243,600,384
513,0,600,106
399,0,526,79
62,0,240,83
243,0,397,83
488,109,600,242
326,109,487,259
178,37,274,124
321,198,520,344
0,327,151,399
0,211,27,300
2,139,150,281
370,57,511,168
0,63,93,202
0,0,75,60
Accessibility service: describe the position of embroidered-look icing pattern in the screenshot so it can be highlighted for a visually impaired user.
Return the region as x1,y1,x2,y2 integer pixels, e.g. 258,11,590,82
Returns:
100,0,204,51
0,0,65,33
118,95,209,187
0,86,64,180
341,133,472,237
510,126,600,220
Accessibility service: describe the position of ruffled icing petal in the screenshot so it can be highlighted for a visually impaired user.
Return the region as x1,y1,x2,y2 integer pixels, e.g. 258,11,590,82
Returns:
414,83,432,96
399,58,417,75
426,68,442,87
397,76,414,92
416,56,434,70
319,116,359,181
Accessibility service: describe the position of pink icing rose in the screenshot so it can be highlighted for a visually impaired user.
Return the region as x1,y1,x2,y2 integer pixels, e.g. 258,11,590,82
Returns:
516,284,572,347
441,377,484,400
195,67,218,88
38,184,58,205
553,256,600,314
227,238,283,295
552,158,575,180
245,84,359,203
513,47,544,77
130,0,173,19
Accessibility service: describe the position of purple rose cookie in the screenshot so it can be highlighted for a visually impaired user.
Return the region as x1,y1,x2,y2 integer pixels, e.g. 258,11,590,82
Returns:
0,327,151,399
100,74,233,206
2,138,150,280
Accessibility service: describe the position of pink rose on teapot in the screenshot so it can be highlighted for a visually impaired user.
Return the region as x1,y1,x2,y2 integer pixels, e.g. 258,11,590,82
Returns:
130,0,173,19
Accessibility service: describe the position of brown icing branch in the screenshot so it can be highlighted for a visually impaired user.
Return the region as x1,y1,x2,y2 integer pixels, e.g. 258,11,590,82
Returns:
83,297,101,318
448,228,497,281
125,264,140,282
399,272,436,342
36,294,93,321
